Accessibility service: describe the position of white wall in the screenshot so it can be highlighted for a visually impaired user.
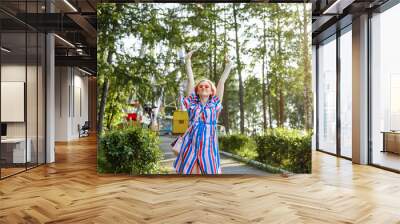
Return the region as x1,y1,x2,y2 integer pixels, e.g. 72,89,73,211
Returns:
55,66,69,141
55,67,89,141
72,72,89,138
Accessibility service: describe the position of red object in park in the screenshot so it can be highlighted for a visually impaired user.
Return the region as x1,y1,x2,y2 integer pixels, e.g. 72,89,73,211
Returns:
127,113,137,121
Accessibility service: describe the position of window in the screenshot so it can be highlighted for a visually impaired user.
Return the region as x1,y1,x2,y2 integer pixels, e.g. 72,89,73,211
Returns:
340,27,352,158
0,2,46,179
317,35,337,154
371,3,400,171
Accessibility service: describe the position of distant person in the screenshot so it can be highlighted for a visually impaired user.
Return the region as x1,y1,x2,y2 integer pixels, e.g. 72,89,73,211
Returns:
141,111,151,128
173,48,234,174
124,100,143,126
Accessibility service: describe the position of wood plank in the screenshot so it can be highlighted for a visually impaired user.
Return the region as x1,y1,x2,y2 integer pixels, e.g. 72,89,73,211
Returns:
0,135,399,223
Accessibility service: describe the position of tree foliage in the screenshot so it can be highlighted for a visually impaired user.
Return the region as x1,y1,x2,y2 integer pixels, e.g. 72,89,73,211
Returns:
97,3,312,134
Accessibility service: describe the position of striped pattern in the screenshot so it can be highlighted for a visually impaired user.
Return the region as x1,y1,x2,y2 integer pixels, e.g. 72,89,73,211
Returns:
173,92,222,174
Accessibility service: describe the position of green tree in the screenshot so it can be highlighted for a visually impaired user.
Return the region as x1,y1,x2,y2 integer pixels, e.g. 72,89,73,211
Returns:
97,3,312,134
232,3,245,134
244,75,262,134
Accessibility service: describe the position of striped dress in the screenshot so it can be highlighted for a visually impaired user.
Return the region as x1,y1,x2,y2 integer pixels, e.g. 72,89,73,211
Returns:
173,91,223,174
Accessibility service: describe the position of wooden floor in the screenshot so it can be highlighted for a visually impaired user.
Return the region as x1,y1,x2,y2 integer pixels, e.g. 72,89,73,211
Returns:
1,163,45,178
1,135,400,223
0,167,26,177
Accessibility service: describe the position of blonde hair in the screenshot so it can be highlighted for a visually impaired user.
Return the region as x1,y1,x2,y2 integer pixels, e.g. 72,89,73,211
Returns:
194,79,216,97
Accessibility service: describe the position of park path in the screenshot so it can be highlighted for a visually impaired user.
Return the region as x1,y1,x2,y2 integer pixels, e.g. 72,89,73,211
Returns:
159,135,270,175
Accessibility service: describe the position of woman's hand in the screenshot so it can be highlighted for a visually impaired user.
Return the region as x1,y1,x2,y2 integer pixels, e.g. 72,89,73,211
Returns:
221,54,234,81
224,53,234,70
184,47,199,62
185,44,204,61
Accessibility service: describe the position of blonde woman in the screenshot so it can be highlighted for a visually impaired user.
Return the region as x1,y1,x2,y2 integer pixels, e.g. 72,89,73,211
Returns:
173,49,234,174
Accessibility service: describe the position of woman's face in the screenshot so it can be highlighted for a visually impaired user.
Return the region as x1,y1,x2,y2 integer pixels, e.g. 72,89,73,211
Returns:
196,81,212,97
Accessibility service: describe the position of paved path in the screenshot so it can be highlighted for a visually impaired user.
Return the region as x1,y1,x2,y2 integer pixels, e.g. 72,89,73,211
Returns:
159,135,270,175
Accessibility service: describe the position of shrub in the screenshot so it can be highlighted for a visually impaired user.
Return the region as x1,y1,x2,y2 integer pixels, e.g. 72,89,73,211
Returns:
219,134,248,153
254,128,312,173
97,145,113,173
99,127,163,174
219,134,257,160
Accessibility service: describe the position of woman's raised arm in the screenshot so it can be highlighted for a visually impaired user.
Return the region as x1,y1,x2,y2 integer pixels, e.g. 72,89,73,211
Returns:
185,50,196,96
216,56,234,102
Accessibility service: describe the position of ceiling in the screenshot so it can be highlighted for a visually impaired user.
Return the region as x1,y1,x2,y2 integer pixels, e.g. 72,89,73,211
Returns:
0,0,98,74
311,0,391,43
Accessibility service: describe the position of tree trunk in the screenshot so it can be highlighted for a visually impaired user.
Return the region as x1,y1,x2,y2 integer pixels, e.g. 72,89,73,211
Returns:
267,24,274,129
97,50,112,134
209,47,213,80
106,92,114,130
279,89,284,127
151,88,164,131
267,11,276,129
98,79,109,133
277,10,285,127
267,78,273,129
233,4,245,134
262,15,267,131
107,91,121,130
139,42,146,58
